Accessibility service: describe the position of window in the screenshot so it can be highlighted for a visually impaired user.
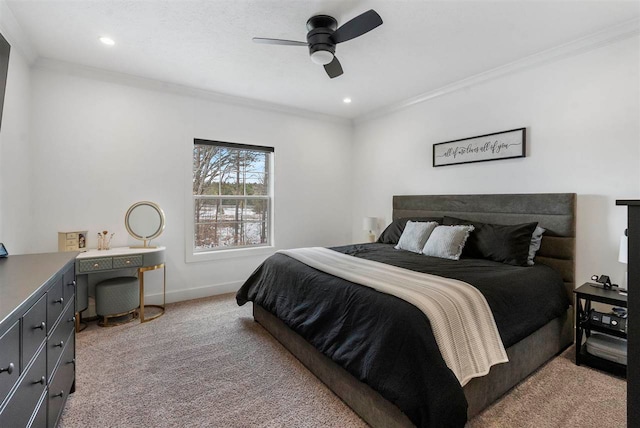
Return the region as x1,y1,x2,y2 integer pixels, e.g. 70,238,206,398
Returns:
192,139,273,253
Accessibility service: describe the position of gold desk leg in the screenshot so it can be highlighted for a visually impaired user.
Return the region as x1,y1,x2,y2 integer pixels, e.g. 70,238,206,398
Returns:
138,263,166,323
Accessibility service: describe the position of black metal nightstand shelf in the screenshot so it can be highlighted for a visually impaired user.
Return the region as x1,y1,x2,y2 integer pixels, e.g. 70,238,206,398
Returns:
574,283,627,377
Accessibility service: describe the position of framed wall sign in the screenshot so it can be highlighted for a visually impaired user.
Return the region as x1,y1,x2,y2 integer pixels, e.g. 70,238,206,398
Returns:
433,127,526,167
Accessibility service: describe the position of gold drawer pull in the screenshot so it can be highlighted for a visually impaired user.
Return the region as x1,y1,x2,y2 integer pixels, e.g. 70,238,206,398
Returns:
0,363,14,375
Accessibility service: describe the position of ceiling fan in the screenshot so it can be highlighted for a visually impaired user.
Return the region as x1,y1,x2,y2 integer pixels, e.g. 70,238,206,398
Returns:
253,9,383,79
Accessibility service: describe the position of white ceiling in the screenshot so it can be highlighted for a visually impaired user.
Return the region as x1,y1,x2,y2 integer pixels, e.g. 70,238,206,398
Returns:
6,0,640,120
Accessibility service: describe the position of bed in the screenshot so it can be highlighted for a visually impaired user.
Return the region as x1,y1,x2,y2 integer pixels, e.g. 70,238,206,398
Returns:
237,193,576,427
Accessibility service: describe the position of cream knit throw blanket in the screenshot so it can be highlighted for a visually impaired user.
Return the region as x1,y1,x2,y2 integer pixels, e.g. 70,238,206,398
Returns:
279,247,508,386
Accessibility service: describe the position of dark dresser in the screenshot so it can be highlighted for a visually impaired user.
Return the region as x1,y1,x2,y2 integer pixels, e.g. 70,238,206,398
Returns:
0,252,77,427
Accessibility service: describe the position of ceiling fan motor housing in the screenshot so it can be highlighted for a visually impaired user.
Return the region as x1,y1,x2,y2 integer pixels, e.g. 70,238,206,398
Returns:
306,15,337,63
252,10,382,77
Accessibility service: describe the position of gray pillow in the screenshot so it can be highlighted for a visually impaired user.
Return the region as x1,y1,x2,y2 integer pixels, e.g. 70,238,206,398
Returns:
422,225,475,260
527,226,546,265
394,221,438,253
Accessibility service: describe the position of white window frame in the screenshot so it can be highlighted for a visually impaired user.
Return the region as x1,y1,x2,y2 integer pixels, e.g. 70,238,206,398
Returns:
186,139,275,263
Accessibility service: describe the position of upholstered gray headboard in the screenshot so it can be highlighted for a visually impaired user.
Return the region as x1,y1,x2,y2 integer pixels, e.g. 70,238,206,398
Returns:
393,193,576,300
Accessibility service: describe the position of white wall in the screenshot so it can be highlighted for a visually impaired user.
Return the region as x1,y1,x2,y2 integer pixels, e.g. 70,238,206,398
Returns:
2,16,638,302
0,27,32,254
27,65,353,302
352,35,640,287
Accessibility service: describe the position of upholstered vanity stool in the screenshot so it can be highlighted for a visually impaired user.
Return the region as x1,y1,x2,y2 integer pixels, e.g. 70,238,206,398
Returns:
95,276,139,326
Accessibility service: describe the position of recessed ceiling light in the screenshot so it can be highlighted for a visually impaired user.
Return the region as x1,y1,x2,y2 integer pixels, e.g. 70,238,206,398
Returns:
343,97,352,104
99,37,115,46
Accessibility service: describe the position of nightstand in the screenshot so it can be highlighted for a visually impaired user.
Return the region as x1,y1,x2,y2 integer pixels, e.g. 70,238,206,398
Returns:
574,283,627,377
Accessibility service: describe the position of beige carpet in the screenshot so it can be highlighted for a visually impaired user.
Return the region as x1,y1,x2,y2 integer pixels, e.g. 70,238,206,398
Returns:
60,293,626,428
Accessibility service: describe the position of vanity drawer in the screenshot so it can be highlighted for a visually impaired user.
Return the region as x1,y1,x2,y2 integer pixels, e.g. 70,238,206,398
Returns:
47,334,75,428
46,277,65,333
0,345,46,428
47,303,75,381
0,321,20,405
78,257,112,273
113,254,143,269
22,294,47,369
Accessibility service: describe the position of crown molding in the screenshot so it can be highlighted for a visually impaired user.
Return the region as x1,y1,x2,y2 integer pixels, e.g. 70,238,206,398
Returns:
355,18,640,125
0,0,37,63
32,57,352,126
13,14,640,128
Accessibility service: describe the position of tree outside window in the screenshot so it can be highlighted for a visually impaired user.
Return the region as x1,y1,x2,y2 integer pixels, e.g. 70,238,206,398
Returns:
193,140,273,251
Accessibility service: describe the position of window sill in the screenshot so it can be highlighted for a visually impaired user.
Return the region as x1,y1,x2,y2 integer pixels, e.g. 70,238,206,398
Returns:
186,246,276,263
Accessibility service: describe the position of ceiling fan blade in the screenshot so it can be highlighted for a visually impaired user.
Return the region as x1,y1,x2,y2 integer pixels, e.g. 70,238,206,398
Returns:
324,56,343,79
331,9,383,44
252,37,308,47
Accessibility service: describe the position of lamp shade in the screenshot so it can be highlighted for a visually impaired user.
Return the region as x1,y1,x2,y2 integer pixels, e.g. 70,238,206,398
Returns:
619,234,628,264
362,217,376,231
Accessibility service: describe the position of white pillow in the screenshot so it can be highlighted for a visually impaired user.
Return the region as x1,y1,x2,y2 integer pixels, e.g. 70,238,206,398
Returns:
394,221,438,254
527,226,546,265
422,225,475,260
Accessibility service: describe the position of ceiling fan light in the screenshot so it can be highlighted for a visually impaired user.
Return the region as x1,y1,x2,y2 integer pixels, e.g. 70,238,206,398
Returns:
310,50,333,65
99,36,115,46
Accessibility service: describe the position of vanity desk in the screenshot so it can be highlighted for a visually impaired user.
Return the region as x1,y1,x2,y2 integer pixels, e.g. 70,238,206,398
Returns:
75,247,166,323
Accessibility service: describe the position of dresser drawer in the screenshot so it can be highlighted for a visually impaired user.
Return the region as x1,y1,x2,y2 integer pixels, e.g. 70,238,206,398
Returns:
46,277,65,333
0,345,46,428
0,321,20,405
62,263,76,304
113,254,143,269
47,303,75,382
78,257,112,273
47,334,75,428
22,294,47,369
28,391,47,428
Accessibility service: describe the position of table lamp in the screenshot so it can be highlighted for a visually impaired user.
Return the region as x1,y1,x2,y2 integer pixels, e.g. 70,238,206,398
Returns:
363,217,377,243
619,229,628,290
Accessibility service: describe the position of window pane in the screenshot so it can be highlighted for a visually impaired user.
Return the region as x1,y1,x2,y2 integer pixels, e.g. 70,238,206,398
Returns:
193,141,272,251
194,197,270,250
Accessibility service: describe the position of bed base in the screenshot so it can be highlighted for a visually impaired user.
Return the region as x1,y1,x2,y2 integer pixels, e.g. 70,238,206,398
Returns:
254,304,573,427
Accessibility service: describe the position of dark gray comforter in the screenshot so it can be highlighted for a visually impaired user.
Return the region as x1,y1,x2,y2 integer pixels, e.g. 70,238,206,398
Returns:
236,243,570,427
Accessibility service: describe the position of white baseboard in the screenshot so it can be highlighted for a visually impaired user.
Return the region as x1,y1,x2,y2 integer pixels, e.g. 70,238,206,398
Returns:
81,281,244,318
144,280,245,305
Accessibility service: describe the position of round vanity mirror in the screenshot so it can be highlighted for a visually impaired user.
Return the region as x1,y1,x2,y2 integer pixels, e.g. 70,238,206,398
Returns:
125,201,165,248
